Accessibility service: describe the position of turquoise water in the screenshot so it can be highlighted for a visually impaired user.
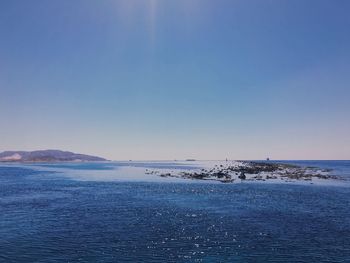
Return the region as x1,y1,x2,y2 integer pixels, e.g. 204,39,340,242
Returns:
0,161,350,262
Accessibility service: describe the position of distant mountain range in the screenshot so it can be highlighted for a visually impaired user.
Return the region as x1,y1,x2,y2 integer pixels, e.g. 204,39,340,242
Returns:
0,150,107,162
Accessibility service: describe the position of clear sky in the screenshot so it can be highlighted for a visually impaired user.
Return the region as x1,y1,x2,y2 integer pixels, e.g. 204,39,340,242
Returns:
1,0,350,160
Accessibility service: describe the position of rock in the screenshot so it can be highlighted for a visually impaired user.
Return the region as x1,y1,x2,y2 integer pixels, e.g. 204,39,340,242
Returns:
160,173,171,177
238,172,246,180
266,175,277,179
253,175,263,180
214,171,226,178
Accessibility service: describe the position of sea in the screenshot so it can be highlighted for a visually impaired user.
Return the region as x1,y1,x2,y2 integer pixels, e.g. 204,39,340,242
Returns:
0,160,350,262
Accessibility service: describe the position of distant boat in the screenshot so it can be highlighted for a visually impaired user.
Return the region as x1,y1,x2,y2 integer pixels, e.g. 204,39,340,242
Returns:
266,157,270,161
186,159,196,162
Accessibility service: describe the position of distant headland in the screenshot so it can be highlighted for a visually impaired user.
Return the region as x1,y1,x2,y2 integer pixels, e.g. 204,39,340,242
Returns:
0,150,107,162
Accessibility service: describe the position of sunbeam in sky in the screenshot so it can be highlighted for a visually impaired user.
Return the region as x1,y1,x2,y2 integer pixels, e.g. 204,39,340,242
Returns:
112,0,201,47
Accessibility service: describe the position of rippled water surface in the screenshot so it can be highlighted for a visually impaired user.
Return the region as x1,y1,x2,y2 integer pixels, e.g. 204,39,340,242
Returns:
1,161,350,262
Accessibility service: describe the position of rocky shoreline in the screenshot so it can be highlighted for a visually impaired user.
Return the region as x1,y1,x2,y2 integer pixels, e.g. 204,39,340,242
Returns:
145,161,337,183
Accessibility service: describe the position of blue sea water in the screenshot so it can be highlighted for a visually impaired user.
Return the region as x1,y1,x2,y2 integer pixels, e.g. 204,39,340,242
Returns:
0,161,350,262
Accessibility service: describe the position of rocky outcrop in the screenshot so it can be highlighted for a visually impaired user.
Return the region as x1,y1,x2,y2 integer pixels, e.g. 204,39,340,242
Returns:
150,161,335,183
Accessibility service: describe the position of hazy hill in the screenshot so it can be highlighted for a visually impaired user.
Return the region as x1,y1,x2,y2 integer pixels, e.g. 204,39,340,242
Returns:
0,150,107,162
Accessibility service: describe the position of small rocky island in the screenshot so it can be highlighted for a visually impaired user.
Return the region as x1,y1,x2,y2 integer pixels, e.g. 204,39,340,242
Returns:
0,150,107,162
145,161,336,183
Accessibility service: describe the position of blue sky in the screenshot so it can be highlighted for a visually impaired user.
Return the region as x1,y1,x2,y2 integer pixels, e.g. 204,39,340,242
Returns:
1,0,350,160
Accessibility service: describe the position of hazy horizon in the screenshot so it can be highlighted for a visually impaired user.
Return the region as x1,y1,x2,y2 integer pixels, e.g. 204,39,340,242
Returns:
0,148,349,162
1,0,350,160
